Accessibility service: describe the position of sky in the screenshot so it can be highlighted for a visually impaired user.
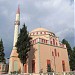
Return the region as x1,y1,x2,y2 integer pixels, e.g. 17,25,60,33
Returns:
0,0,74,59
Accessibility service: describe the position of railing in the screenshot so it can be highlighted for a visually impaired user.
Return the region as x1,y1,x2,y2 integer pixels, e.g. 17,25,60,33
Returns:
1,72,75,75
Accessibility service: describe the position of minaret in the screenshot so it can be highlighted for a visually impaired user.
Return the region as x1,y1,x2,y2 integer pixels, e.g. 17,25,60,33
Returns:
13,6,20,50
9,6,21,73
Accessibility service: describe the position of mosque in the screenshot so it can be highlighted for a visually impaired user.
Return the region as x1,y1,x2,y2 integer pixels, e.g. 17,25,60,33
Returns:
8,6,70,73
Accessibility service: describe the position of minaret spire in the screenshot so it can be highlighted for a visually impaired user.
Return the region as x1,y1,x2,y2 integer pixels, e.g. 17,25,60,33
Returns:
13,5,20,49
17,5,20,14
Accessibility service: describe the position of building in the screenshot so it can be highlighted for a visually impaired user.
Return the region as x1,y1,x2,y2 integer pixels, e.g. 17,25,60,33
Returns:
9,6,70,73
0,62,7,74
28,28,70,73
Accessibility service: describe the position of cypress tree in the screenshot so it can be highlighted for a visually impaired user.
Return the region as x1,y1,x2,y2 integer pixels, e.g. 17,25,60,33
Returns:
62,39,72,59
70,47,75,71
62,39,73,70
16,23,32,66
0,39,6,63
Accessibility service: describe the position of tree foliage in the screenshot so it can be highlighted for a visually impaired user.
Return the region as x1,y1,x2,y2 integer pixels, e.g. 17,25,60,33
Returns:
70,47,75,71
47,64,51,72
16,24,32,65
0,39,6,63
62,39,72,59
62,39,74,70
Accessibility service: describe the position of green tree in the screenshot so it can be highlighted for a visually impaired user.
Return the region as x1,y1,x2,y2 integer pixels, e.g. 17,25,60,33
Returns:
47,64,51,72
70,47,75,71
0,39,6,63
62,39,72,59
62,39,73,70
16,24,32,73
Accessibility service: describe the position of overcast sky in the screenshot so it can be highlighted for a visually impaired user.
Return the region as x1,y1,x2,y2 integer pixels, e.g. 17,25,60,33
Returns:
0,0,74,59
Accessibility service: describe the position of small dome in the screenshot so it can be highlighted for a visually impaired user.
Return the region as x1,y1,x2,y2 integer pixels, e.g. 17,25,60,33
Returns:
31,28,49,32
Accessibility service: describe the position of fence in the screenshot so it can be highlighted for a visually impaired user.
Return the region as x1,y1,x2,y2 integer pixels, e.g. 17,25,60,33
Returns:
1,72,75,75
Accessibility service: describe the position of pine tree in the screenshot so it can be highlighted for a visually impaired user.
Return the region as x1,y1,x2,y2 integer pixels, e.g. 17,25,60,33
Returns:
70,47,75,71
16,23,32,72
0,39,6,63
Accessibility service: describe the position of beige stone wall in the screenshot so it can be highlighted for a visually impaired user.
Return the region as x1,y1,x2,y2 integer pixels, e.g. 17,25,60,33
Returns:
28,43,70,73
28,28,70,73
9,50,21,73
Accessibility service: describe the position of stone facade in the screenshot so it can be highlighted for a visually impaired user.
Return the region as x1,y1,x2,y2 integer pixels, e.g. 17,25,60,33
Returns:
27,28,70,73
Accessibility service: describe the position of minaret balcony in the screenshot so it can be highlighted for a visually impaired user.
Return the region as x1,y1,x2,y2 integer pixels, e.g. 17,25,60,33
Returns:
14,21,20,25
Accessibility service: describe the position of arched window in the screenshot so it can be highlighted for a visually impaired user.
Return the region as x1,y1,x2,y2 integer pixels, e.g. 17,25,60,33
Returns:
54,49,57,56
47,60,50,64
44,39,45,43
32,60,35,73
53,39,55,45
24,64,27,73
42,39,43,43
58,52,59,57
44,32,46,34
46,40,47,44
56,42,58,46
38,38,40,42
40,32,42,34
62,60,66,71
37,32,38,34
50,41,52,45
47,60,51,71
52,51,54,56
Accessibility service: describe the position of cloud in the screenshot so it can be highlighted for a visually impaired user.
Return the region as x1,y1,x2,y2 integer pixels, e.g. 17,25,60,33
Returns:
0,0,74,58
